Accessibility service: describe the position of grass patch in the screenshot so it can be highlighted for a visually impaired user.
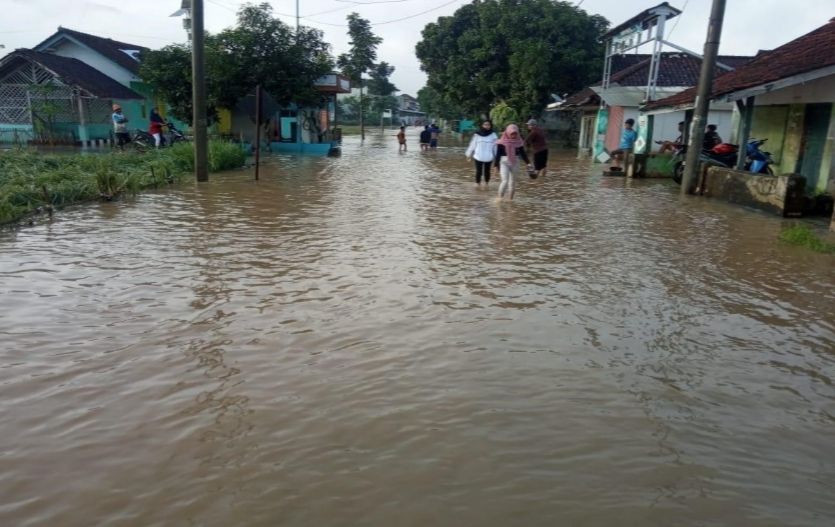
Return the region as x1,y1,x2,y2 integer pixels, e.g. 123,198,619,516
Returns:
779,224,835,254
0,140,246,225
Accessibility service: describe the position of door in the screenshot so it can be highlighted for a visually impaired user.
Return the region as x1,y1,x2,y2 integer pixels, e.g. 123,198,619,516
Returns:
798,103,832,190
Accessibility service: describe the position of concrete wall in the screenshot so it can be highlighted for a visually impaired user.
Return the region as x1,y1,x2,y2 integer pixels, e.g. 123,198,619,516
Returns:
702,166,805,217
747,103,834,193
47,38,138,87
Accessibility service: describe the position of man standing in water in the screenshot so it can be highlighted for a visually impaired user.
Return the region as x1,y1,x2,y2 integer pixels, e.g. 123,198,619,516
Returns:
429,123,441,149
396,126,407,152
525,119,548,179
419,125,431,151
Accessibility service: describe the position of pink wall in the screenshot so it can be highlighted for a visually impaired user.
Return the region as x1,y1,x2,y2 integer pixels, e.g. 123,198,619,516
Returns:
605,106,624,151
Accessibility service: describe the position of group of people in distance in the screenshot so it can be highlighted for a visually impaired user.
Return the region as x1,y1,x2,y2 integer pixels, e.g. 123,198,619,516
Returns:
610,118,723,170
464,119,549,201
396,123,441,152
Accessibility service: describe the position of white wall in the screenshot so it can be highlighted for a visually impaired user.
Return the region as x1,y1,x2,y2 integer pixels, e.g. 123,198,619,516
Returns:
651,109,734,145
48,38,137,87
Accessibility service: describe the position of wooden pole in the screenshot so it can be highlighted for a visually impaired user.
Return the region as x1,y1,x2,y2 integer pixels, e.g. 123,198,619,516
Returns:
191,0,209,182
254,84,261,181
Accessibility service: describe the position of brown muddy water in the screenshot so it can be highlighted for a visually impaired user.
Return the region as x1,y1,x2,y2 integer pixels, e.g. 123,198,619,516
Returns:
1,130,834,526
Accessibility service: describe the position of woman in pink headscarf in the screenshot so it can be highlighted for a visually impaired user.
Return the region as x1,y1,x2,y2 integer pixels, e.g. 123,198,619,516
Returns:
494,124,531,200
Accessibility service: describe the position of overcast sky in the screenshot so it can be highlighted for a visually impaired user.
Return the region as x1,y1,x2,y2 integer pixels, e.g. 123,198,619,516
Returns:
0,0,826,95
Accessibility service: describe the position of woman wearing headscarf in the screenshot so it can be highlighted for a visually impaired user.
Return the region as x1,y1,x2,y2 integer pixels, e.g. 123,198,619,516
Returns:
494,124,530,200
465,120,498,187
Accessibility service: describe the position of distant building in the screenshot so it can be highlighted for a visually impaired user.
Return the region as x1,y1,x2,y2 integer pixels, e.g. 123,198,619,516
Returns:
396,93,425,126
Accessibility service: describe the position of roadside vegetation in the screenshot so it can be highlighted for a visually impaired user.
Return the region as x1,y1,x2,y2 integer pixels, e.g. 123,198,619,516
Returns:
779,224,835,254
0,141,245,225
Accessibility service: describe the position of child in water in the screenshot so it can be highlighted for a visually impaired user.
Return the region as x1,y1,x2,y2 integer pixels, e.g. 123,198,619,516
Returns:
396,126,407,152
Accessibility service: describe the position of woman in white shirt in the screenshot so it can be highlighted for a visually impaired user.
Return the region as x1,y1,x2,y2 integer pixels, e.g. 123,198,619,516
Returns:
465,120,498,187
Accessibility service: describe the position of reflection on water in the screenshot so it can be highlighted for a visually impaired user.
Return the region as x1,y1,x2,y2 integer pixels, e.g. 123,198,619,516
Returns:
1,130,834,526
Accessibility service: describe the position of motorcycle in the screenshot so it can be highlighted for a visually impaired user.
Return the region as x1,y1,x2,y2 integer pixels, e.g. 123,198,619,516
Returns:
162,122,187,146
672,143,739,184
744,138,774,175
130,123,187,151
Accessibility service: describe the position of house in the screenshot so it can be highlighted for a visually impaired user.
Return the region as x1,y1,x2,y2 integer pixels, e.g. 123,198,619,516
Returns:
553,3,751,162
643,18,835,212
396,94,425,126
0,27,160,145
557,52,752,161
0,49,143,145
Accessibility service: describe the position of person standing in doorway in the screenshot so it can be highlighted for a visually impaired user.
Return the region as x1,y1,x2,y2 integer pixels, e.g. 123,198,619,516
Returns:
419,125,431,151
112,104,130,150
524,119,548,179
396,126,407,152
465,120,498,187
494,124,531,201
429,123,441,149
610,118,637,170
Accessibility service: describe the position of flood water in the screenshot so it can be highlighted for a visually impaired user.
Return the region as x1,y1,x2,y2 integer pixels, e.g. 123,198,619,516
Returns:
1,130,834,526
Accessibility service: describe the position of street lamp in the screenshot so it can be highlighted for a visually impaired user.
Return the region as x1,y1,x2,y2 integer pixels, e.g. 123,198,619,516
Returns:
170,0,192,40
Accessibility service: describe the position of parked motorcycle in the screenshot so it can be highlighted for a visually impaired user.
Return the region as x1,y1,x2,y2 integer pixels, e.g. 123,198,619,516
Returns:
671,143,739,184
744,138,774,175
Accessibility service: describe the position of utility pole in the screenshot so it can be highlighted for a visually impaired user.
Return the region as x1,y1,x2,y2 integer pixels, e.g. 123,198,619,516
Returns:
192,0,209,182
681,0,726,194
296,0,300,33
254,85,261,182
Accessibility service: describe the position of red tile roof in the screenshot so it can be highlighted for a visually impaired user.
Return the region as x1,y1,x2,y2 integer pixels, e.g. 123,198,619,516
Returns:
644,19,835,111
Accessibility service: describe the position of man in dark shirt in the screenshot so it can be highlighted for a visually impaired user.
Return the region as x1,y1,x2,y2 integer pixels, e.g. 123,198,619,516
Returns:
703,124,722,150
525,119,549,179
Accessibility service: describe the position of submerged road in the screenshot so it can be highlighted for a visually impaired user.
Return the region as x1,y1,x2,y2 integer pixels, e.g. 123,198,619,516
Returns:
1,130,834,526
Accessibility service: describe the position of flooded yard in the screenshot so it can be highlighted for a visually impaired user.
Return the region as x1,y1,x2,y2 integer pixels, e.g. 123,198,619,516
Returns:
1,130,834,526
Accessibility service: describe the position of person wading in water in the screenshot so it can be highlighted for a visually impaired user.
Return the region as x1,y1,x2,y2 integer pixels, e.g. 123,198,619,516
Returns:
494,124,531,201
465,120,498,188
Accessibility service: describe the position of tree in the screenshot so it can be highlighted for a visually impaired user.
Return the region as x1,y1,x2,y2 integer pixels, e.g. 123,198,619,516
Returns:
366,62,397,98
140,2,333,125
417,85,458,121
337,13,383,140
415,0,608,120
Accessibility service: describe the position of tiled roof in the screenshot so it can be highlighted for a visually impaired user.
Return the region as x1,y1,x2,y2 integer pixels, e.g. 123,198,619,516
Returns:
35,27,148,74
644,19,835,111
1,50,143,99
611,53,753,87
559,53,753,108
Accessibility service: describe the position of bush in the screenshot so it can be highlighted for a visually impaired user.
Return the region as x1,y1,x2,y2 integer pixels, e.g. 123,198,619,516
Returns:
0,140,245,225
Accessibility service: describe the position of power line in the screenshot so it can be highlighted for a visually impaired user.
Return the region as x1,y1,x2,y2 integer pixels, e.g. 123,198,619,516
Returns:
305,0,462,27
667,0,690,40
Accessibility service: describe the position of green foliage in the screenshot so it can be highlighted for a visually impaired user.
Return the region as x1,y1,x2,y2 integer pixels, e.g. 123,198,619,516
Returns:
415,0,608,118
779,225,835,254
366,62,397,97
417,85,458,121
140,2,333,124
489,102,520,131
0,141,245,225
337,13,383,84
